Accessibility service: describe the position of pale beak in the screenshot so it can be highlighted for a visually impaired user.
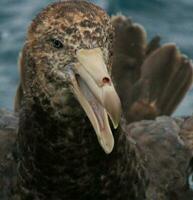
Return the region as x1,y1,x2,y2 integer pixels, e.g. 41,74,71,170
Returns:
69,48,122,154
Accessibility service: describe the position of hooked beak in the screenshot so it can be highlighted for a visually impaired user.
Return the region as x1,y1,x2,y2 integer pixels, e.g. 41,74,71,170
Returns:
68,48,121,154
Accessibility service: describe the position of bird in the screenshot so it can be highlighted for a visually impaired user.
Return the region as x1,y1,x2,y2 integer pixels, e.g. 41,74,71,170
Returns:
0,1,193,199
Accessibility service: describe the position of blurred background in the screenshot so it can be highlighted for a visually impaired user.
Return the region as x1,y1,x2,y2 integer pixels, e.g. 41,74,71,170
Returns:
0,0,192,115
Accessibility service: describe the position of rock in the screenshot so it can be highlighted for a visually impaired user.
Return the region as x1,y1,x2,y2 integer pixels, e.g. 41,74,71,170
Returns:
0,109,18,200
0,109,18,129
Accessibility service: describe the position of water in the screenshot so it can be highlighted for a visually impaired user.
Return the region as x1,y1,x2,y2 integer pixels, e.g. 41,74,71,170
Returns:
0,0,192,115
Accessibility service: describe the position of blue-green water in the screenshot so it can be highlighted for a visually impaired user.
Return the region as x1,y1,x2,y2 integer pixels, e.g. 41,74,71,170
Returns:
0,0,192,115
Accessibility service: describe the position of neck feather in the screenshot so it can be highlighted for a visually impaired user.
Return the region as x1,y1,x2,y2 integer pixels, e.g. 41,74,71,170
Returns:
17,101,147,200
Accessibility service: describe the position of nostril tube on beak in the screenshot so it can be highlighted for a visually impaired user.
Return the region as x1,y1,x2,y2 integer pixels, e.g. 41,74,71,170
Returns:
102,77,111,85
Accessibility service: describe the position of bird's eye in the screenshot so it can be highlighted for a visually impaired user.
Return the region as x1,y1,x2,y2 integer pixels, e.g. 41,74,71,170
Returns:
51,38,63,49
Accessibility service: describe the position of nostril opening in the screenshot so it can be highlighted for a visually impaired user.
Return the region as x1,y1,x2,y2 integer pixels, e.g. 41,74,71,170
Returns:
102,77,111,85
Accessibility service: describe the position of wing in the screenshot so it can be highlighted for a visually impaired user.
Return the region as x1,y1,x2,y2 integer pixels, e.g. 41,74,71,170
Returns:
111,15,193,123
111,15,147,114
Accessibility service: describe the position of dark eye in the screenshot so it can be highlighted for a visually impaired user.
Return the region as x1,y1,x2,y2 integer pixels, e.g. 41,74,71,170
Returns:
51,38,63,49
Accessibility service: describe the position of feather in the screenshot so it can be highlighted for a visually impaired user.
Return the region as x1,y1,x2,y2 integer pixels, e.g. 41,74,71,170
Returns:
111,15,193,123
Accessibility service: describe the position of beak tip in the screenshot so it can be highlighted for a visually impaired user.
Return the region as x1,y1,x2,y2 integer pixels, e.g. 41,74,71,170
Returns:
113,122,119,129
103,144,114,154
98,134,114,154
110,107,122,129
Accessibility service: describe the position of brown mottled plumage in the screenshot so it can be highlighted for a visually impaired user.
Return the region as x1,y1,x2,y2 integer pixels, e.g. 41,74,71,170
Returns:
15,1,114,114
0,1,193,200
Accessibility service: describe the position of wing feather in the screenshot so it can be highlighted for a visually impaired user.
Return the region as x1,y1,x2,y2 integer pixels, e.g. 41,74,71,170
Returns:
111,15,193,122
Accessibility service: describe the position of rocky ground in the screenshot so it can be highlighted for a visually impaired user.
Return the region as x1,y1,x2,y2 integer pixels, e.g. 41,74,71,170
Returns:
0,109,18,200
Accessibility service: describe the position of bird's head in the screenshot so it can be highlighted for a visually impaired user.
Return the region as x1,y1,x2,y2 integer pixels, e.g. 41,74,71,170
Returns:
19,1,121,154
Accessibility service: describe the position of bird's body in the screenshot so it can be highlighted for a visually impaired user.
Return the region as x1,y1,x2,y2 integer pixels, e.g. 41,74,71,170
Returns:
0,1,193,200
17,102,146,200
15,1,133,199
